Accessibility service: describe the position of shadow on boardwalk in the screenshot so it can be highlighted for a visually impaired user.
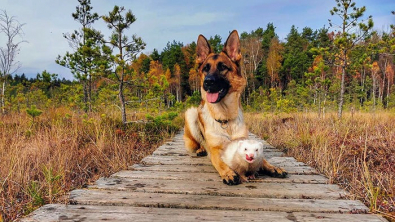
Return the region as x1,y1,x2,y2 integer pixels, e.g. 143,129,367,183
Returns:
21,131,387,222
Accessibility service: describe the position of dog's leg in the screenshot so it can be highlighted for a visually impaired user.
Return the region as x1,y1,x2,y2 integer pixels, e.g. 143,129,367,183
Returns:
184,108,207,156
184,124,200,153
184,125,207,156
258,159,288,178
210,147,241,185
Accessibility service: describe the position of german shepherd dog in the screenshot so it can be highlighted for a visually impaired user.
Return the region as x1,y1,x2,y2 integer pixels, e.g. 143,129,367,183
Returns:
184,30,287,185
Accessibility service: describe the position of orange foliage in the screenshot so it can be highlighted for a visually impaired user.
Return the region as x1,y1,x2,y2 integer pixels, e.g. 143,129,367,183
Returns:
189,68,200,92
147,60,164,85
386,65,394,88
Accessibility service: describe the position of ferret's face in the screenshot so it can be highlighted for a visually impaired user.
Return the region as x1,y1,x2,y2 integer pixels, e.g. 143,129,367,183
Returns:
237,140,263,163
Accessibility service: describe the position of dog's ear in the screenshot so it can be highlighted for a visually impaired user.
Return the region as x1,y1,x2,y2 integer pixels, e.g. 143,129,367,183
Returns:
223,30,241,63
196,34,212,65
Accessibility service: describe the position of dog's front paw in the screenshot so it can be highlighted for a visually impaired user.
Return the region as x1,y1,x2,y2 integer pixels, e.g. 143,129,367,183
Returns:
222,172,241,185
196,146,207,156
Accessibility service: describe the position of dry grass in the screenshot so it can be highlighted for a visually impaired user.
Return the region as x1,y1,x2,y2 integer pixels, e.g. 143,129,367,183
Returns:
245,111,395,221
0,107,182,221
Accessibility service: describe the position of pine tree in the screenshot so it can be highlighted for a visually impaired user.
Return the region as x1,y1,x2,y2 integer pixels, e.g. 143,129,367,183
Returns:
102,5,146,124
56,0,103,112
329,0,373,118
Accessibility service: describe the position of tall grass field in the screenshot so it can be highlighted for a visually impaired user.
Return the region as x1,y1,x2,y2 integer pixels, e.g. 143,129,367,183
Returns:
245,111,395,221
0,108,182,221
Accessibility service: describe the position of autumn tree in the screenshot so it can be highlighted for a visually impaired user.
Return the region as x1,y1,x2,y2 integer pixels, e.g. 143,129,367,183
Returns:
102,5,146,124
329,0,373,118
0,10,25,114
377,31,395,107
241,28,264,95
305,55,330,114
266,37,283,88
145,60,169,109
171,63,182,102
371,61,380,109
188,68,199,92
161,41,190,100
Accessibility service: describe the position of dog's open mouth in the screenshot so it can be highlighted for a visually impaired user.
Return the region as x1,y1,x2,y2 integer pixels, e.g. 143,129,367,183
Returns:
206,88,227,103
203,75,230,103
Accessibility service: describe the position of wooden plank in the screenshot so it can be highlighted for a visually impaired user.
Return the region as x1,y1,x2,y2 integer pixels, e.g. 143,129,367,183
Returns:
152,147,278,156
91,177,348,199
129,164,319,175
69,189,368,213
141,153,294,165
292,212,388,222
139,156,307,166
21,204,386,222
112,170,328,184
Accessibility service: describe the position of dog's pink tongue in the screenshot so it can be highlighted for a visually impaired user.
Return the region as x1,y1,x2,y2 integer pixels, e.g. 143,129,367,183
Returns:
207,92,219,103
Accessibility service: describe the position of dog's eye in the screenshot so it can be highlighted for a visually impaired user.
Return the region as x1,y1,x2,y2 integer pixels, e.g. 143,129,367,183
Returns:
203,64,210,73
218,62,228,72
244,148,247,151
256,149,258,152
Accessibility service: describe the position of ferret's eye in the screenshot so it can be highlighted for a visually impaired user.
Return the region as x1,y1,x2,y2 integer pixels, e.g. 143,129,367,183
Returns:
244,148,247,151
256,149,258,152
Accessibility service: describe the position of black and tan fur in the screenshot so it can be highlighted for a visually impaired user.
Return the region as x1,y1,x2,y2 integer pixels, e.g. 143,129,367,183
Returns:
184,30,287,185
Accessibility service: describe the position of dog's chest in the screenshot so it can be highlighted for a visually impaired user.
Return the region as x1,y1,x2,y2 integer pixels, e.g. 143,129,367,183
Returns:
199,104,247,139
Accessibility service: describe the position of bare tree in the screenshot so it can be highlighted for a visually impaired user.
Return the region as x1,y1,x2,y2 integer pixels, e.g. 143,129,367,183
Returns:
0,10,26,114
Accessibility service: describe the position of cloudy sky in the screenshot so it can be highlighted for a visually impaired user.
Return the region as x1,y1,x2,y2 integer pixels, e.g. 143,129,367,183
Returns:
1,0,394,80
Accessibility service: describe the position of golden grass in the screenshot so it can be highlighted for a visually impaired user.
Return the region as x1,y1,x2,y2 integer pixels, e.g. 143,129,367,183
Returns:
0,107,182,221
245,111,395,221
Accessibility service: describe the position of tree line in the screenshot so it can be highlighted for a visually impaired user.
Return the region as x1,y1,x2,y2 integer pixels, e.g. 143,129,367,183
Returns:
1,0,395,122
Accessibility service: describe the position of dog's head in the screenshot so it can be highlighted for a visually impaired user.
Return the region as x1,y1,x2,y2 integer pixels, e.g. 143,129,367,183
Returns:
196,30,246,104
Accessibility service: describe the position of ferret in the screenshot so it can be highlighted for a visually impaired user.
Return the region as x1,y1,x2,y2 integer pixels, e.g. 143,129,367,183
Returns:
221,139,265,182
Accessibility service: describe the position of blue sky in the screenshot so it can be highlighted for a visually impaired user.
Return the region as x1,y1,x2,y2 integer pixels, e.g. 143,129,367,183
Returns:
1,0,394,80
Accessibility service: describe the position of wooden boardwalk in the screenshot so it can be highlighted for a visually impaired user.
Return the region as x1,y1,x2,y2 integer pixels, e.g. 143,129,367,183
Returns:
22,131,387,221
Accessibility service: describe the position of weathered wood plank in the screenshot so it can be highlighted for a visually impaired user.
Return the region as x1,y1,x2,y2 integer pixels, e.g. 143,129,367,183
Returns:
91,177,348,199
152,146,278,156
112,170,328,184
129,164,319,175
69,189,368,213
291,212,387,222
21,204,387,222
141,155,304,166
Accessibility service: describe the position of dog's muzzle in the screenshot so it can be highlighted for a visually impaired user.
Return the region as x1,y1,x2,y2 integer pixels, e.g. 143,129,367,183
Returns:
203,74,230,103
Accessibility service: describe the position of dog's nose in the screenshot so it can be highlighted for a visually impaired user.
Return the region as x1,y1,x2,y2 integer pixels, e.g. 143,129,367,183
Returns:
203,75,215,89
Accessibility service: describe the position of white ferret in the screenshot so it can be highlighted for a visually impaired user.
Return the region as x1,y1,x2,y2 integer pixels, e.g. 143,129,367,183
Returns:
221,139,264,182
